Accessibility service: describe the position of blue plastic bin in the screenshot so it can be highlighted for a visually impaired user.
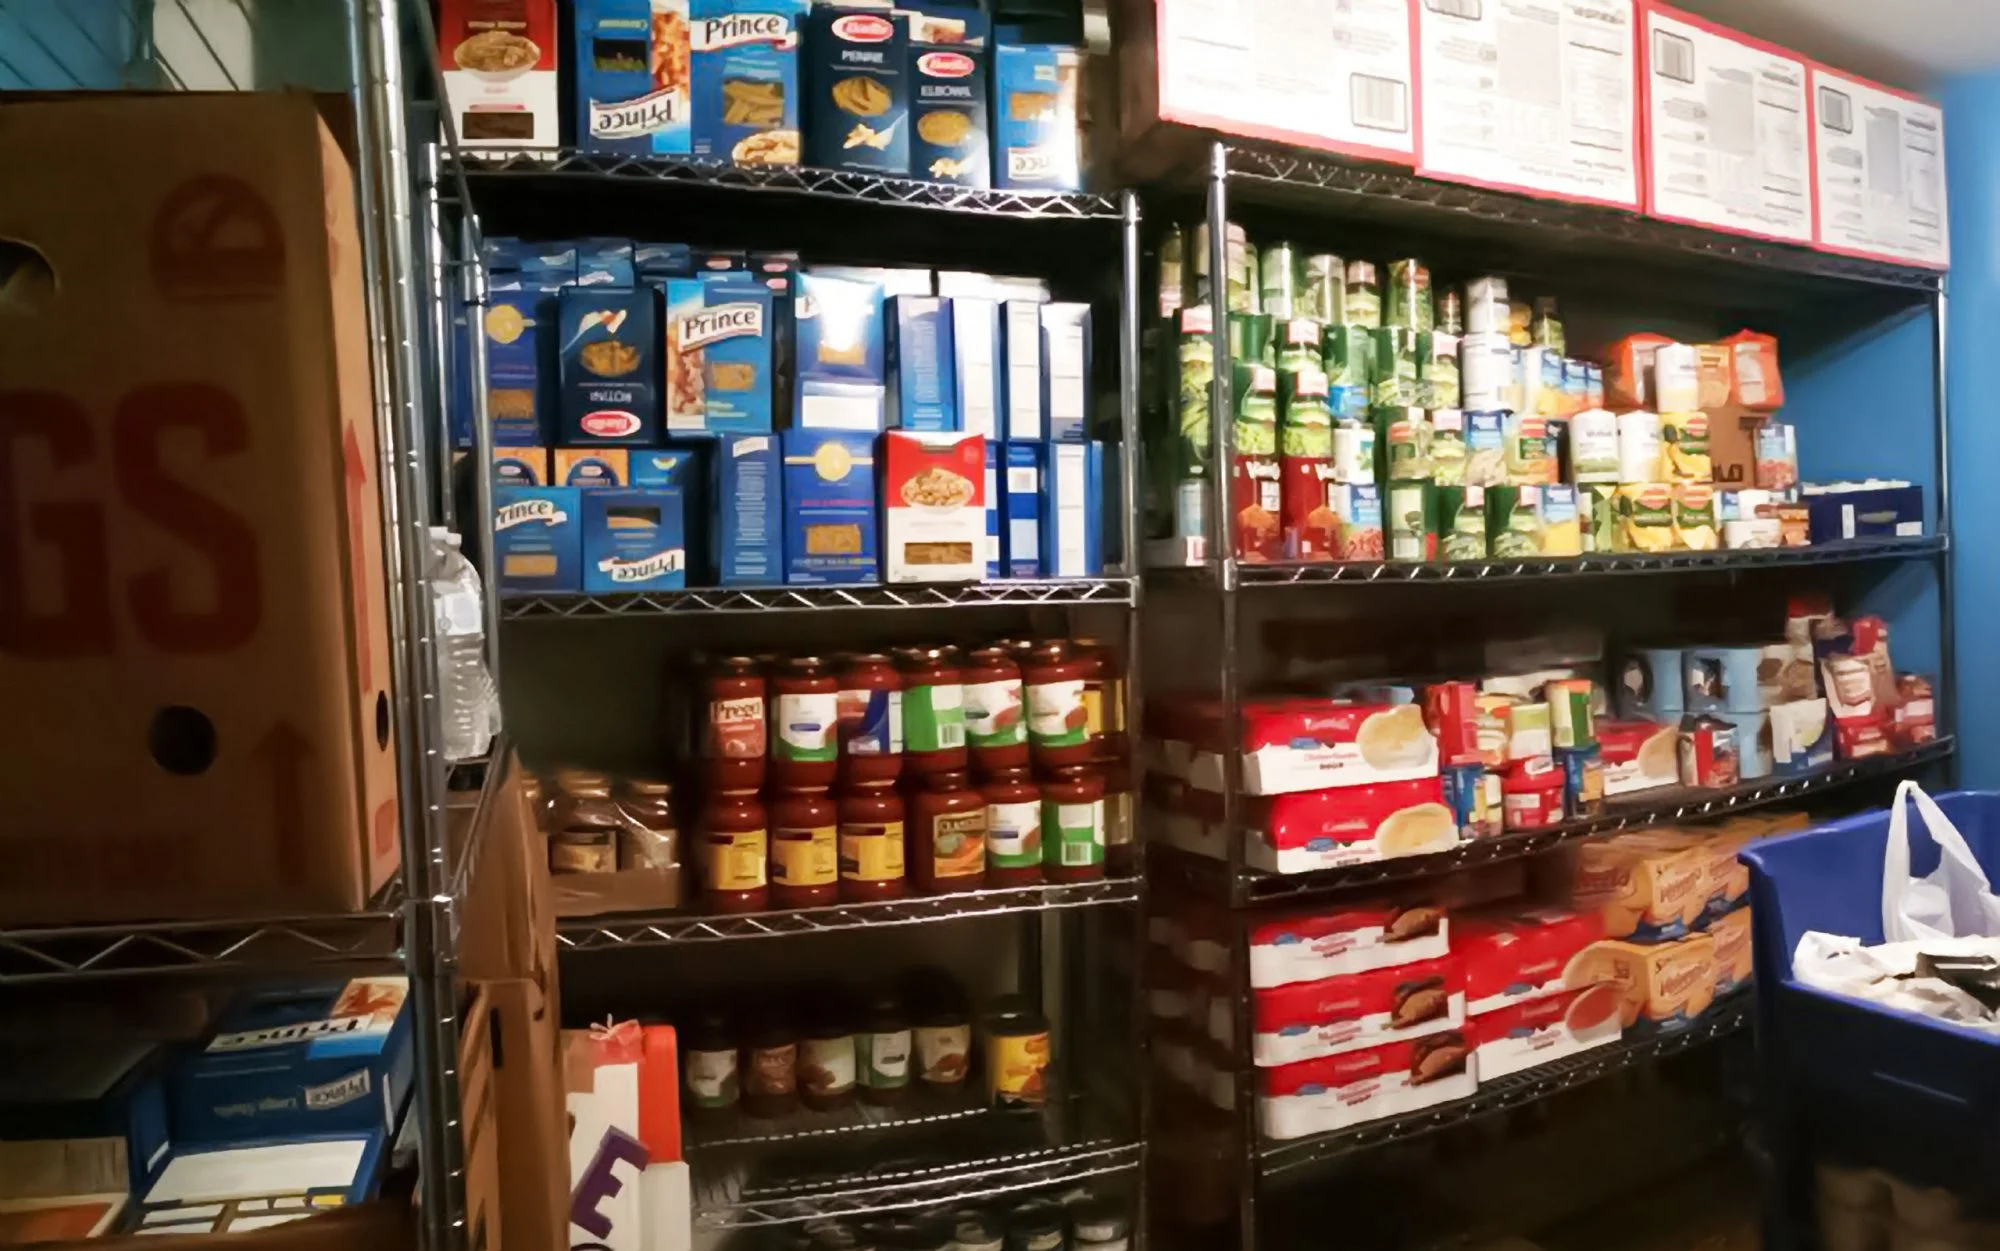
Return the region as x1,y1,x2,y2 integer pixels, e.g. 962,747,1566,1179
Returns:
1741,791,2000,1182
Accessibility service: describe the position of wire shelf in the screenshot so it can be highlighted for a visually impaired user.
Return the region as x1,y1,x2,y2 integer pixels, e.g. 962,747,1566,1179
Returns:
454,149,1123,220
0,901,404,985
560,876,1139,950
504,577,1139,618
1258,995,1752,1177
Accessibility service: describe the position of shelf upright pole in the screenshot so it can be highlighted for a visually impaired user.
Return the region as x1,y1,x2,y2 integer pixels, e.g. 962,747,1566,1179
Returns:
347,3,466,1249
462,233,502,694
1120,190,1145,580
1931,281,1957,780
420,137,455,531
1118,186,1151,1248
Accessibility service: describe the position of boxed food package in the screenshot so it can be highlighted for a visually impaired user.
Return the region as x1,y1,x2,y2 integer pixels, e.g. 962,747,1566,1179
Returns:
666,275,777,435
127,1130,394,1230
887,295,959,431
1248,901,1449,989
485,276,562,445
1471,983,1623,1080
1248,956,1465,1066
795,272,888,430
555,447,628,488
1710,906,1753,994
691,0,810,166
1042,303,1092,442
1616,649,1685,721
440,0,561,149
950,297,1002,438
497,486,585,592
1457,910,1607,1014
1574,834,1713,943
1802,481,1926,542
1043,442,1103,577
882,431,986,581
806,7,910,174
1002,299,1045,439
1683,646,1766,715
1258,1032,1475,1140
1571,934,1718,1032
1181,701,1441,795
783,430,879,583
1243,777,1458,871
1770,698,1835,774
908,6,991,187
993,43,1082,191
559,285,660,445
1000,441,1044,577
575,0,692,156
0,94,401,924
712,434,782,585
565,1021,686,1251
501,446,553,485
582,489,688,592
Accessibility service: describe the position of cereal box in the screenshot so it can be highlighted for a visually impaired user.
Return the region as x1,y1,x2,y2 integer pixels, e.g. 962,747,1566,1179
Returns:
782,430,877,584
691,0,808,166
494,446,549,486
882,431,985,582
1043,441,1102,578
805,7,909,175
1002,440,1044,577
665,274,775,434
794,272,887,430
575,0,692,156
582,489,688,592
713,434,782,585
1001,299,1044,439
950,296,1001,439
438,0,560,149
887,295,957,431
992,43,1081,191
494,486,582,593
558,286,658,446
484,276,561,446
1041,303,1091,442
554,447,629,487
907,5,990,187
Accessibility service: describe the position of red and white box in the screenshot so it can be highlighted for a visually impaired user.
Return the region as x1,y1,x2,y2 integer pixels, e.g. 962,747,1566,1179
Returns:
1182,699,1441,795
1248,900,1450,990
1459,909,1608,1014
1247,955,1464,1066
1599,720,1681,796
1247,778,1460,872
1469,984,1623,1080
1258,1032,1477,1140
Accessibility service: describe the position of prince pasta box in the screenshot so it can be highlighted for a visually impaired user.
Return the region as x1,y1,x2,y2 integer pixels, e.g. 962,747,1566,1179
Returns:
691,0,808,166
884,431,987,582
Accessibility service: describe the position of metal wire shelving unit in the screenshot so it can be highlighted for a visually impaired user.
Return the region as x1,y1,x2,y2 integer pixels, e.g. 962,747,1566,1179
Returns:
503,576,1140,619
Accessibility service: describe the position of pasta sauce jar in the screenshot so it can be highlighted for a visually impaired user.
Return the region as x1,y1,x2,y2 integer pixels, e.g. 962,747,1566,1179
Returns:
982,770,1042,887
702,792,769,912
1022,642,1100,770
1077,641,1129,758
1096,755,1135,876
837,653,903,789
898,647,968,776
704,657,767,793
837,787,907,901
770,790,839,908
769,656,839,792
1041,769,1106,882
960,647,1028,773
909,771,987,893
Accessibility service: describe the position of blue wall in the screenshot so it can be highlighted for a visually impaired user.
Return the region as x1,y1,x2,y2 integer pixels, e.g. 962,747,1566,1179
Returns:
0,1,134,89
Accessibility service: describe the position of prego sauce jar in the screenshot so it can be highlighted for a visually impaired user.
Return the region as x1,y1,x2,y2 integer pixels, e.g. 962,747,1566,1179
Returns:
838,787,908,902
702,792,769,913
961,647,1028,773
899,647,968,776
837,653,903,789
1022,642,1099,770
704,657,767,793
769,656,839,792
909,771,987,893
982,770,1042,887
770,790,839,908
1041,769,1106,882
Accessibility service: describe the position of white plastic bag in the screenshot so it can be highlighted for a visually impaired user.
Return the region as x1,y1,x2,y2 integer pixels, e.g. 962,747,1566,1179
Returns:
1882,781,2000,942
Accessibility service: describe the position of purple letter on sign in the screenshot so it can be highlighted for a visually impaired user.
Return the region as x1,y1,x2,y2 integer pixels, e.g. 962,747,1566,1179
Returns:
570,1127,650,1242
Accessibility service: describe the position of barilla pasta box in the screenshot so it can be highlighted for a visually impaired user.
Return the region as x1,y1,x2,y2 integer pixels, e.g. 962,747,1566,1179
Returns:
691,0,808,165
664,274,776,434
485,276,561,446
575,0,692,156
1042,441,1102,577
795,271,887,430
554,447,629,487
907,5,990,187
887,295,958,431
1248,955,1466,1066
1248,900,1450,990
713,434,783,585
951,296,1001,438
805,7,909,175
1002,440,1044,577
992,43,1081,191
582,489,688,592
1002,299,1044,439
169,978,413,1143
883,431,985,582
1041,302,1091,442
494,486,582,592
558,286,659,445
495,446,549,485
783,430,878,583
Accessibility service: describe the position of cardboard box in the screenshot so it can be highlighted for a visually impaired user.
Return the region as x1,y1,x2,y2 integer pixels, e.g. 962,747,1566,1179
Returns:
456,985,500,1251
438,0,561,149
565,1024,686,1251
691,0,810,165
1043,441,1102,577
666,275,776,434
0,1038,171,1196
882,431,985,582
1002,441,1044,577
495,486,584,593
633,242,694,279
993,43,1082,191
557,285,659,445
484,276,561,447
783,430,879,583
575,238,637,287
908,6,990,187
794,272,887,429
951,296,1001,439
887,296,958,430
984,442,1002,578
628,446,702,490
575,0,692,156
1002,300,1045,440
553,447,629,488
805,7,910,174
0,94,400,924
494,446,549,486
581,489,688,592
1042,303,1091,442
711,435,782,585
130,1131,393,1230
1249,955,1466,1066
1248,901,1450,989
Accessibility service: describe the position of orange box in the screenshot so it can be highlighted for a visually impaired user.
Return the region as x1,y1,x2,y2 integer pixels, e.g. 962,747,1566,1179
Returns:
1574,833,1712,942
1574,935,1717,1031
1710,908,1753,995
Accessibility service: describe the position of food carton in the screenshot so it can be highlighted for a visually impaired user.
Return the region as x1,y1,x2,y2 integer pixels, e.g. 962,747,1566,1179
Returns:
1570,935,1718,1032
711,434,782,585
581,489,688,592
1184,701,1442,795
1042,303,1092,442
882,431,986,582
575,0,692,156
794,272,888,430
1258,1032,1476,1140
485,276,563,446
558,286,660,445
1042,442,1103,578
950,297,1002,439
1458,910,1608,1014
992,42,1082,191
498,446,551,485
805,7,910,175
782,430,878,584
1247,900,1450,989
554,447,628,488
496,487,584,593
1710,907,1753,995
439,0,561,150
1574,834,1713,943
907,5,991,187
1470,983,1623,1080
887,295,958,431
691,0,809,166
1248,956,1466,1067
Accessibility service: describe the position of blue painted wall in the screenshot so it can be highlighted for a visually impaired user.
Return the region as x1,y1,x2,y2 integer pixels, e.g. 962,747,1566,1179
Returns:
0,1,134,89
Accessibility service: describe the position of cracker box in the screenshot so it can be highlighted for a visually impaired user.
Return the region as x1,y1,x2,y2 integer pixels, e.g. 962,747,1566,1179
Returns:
1002,299,1045,439
951,296,1001,438
691,0,809,166
1243,777,1457,871
1571,935,1719,1033
496,446,550,485
485,276,562,446
887,295,958,431
582,489,688,592
805,7,910,175
666,274,776,434
439,0,561,150
1574,834,1712,943
557,285,659,445
575,0,692,156
908,5,990,187
1042,302,1092,442
1249,956,1466,1066
992,43,1081,191
883,431,986,582
1248,901,1450,990
1002,440,1045,577
783,430,879,583
795,272,887,429
1043,441,1103,578
495,486,583,593
554,447,629,488
713,434,783,585
170,978,412,1142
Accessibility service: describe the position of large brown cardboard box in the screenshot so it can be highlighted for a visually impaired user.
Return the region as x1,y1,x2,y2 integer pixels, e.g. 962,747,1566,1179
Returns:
0,93,398,923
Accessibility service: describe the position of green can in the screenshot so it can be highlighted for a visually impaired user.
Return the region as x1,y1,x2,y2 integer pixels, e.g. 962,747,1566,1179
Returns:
1369,327,1419,406
1260,241,1301,320
1325,323,1373,389
1582,484,1618,553
1387,481,1438,563
1158,222,1186,319
1228,312,1274,368
1486,485,1543,558
1233,418,1278,456
1438,485,1489,562
1376,406,1432,482
1386,258,1433,333
1345,260,1382,327
1418,331,1461,409
1280,423,1334,458
1280,367,1333,429
1232,361,1277,426
1430,409,1467,486
1276,316,1323,372
1303,253,1345,323
1176,306,1216,476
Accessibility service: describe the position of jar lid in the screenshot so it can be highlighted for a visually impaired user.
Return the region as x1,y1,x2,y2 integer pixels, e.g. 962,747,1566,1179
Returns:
845,652,895,664
1005,1204,1064,1242
552,767,612,795
922,770,972,790
785,655,827,669
716,654,761,669
621,776,672,796
950,1210,1004,1246
1069,1200,1129,1242
985,995,1047,1033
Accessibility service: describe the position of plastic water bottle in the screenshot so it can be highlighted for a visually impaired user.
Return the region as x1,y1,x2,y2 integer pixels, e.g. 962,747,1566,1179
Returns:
429,527,499,761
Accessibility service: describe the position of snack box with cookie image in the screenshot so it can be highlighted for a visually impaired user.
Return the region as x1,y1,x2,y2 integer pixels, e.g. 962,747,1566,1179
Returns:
783,430,878,584
1240,776,1458,873
1568,933,1718,1033
438,0,560,150
1181,699,1441,796
665,274,776,435
581,488,688,593
1709,905,1753,995
485,276,563,446
691,0,808,167
887,295,959,432
907,3,990,187
1458,909,1612,1015
806,6,910,175
1597,718,1680,796
882,430,986,583
795,271,888,430
992,42,1081,191
1258,1029,1476,1140
493,486,582,593
1573,832,1717,944
1248,899,1450,990
1469,980,1623,1080
575,0,693,156
558,286,659,446
711,433,782,585
1246,954,1465,1066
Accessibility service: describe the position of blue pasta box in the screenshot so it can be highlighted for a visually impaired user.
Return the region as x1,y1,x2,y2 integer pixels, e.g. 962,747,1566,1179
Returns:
553,447,629,487
170,978,413,1143
783,430,879,583
992,43,1081,191
493,446,549,486
1801,481,1925,542
494,486,583,593
575,0,692,156
634,241,695,280
702,274,778,433
583,489,689,592
574,237,637,287
1003,439,1044,577
129,1130,391,1232
950,296,1001,439
691,0,809,165
1043,441,1102,577
888,295,957,431
908,5,990,187
983,441,1001,576
805,7,908,175
1001,298,1043,439
795,272,887,430
631,444,704,489
1041,302,1091,442
486,237,579,281
558,285,659,445
0,1037,171,1194
714,434,782,584
485,276,562,447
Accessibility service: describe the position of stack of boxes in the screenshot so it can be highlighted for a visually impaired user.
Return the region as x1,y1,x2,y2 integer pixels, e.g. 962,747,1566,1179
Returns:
470,243,1111,594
